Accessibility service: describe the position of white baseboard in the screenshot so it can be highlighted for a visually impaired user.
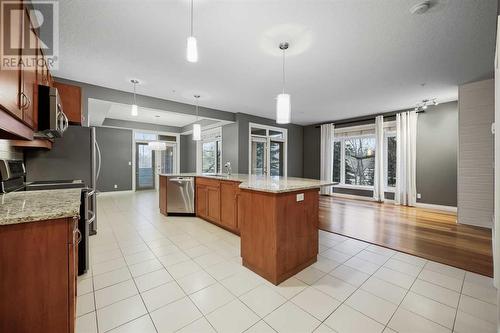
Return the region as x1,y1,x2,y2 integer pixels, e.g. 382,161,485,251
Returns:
414,202,457,213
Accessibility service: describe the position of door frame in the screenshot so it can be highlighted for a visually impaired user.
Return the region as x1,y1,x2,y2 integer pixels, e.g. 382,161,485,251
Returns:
131,129,180,191
135,141,156,190
248,122,288,177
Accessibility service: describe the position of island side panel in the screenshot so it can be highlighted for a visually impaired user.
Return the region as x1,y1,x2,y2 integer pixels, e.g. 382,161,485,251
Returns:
239,190,279,283
240,188,319,285
159,175,168,215
277,189,319,281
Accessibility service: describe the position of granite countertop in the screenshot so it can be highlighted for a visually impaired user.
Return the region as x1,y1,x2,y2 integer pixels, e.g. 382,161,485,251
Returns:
0,189,82,226
159,173,335,193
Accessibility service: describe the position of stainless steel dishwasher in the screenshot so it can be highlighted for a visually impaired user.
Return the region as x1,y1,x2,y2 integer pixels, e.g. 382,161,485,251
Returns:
167,176,195,215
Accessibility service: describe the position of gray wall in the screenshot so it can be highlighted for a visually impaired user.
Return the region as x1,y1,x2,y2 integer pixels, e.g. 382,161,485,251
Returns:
303,125,320,179
236,113,304,177
302,101,458,206
102,119,182,133
96,127,133,192
54,77,236,127
222,123,239,173
180,134,196,173
416,101,458,206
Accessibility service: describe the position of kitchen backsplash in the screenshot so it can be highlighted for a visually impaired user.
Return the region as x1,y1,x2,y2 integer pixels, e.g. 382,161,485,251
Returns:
0,140,23,160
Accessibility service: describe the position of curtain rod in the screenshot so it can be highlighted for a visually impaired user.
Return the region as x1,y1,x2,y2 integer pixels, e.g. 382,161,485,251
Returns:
314,109,424,128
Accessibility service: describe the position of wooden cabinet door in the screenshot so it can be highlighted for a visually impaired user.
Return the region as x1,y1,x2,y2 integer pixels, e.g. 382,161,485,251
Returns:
196,185,208,218
53,81,82,124
220,181,238,231
0,218,70,333
20,7,37,128
0,0,23,120
68,218,78,333
207,186,221,222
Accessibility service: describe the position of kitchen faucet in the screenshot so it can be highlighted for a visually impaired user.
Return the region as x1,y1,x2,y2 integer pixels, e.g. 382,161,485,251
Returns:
224,161,232,176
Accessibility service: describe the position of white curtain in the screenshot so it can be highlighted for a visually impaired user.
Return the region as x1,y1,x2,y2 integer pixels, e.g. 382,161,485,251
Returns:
320,123,334,195
373,116,385,202
395,111,418,206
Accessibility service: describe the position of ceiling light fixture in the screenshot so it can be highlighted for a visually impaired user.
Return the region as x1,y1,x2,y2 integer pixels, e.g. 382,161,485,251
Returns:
414,98,438,112
192,95,201,141
276,42,291,124
148,141,167,151
130,79,139,116
186,0,198,63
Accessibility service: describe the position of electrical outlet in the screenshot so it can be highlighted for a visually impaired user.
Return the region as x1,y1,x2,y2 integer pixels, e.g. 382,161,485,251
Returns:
128,161,132,166
114,184,118,189
417,193,421,199
296,193,304,202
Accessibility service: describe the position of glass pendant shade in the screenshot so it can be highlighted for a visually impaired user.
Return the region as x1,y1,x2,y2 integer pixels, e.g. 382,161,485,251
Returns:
192,123,201,141
131,104,138,116
148,141,166,151
276,93,291,124
186,36,198,63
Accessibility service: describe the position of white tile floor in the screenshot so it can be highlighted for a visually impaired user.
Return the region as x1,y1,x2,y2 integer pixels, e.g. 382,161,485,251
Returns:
76,191,498,333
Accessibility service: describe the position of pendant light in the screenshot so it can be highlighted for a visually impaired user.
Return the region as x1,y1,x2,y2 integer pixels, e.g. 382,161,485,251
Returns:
276,42,291,124
148,141,167,151
130,79,139,116
192,95,201,141
186,0,198,63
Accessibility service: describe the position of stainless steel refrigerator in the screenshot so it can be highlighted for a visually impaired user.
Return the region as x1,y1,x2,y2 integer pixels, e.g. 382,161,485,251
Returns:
25,126,101,235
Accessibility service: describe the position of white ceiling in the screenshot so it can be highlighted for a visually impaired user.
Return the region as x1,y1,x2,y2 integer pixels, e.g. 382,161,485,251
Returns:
54,0,497,125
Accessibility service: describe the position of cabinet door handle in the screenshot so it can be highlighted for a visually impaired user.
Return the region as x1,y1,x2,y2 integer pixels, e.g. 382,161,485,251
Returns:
75,229,82,245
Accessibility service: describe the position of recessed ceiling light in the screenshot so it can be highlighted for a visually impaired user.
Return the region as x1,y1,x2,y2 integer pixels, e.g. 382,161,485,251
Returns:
410,1,431,15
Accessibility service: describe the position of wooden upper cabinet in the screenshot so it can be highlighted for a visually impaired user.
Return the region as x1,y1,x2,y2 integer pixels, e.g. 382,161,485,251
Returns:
21,7,38,128
220,181,239,232
0,0,23,121
53,81,83,125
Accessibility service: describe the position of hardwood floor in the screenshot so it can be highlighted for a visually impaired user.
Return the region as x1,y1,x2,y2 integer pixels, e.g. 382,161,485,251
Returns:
319,196,493,277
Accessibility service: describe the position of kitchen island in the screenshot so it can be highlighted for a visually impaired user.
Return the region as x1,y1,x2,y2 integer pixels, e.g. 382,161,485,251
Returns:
159,173,333,285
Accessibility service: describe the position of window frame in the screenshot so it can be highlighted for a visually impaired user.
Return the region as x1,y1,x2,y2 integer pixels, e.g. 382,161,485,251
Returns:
248,123,288,177
333,133,376,190
384,131,397,192
197,127,223,174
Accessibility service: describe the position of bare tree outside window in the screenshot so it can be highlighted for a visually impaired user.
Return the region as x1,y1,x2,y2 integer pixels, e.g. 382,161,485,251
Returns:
344,137,376,186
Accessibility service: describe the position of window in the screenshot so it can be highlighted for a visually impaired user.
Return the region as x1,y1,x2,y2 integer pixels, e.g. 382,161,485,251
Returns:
333,136,376,188
332,123,396,190
134,132,157,141
202,141,221,173
344,136,376,186
249,123,287,177
385,134,397,188
333,141,341,183
198,127,222,174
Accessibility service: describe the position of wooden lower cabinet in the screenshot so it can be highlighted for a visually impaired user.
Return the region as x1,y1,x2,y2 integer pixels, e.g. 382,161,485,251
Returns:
196,184,208,219
220,181,239,231
0,217,78,333
207,186,221,222
195,177,239,234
